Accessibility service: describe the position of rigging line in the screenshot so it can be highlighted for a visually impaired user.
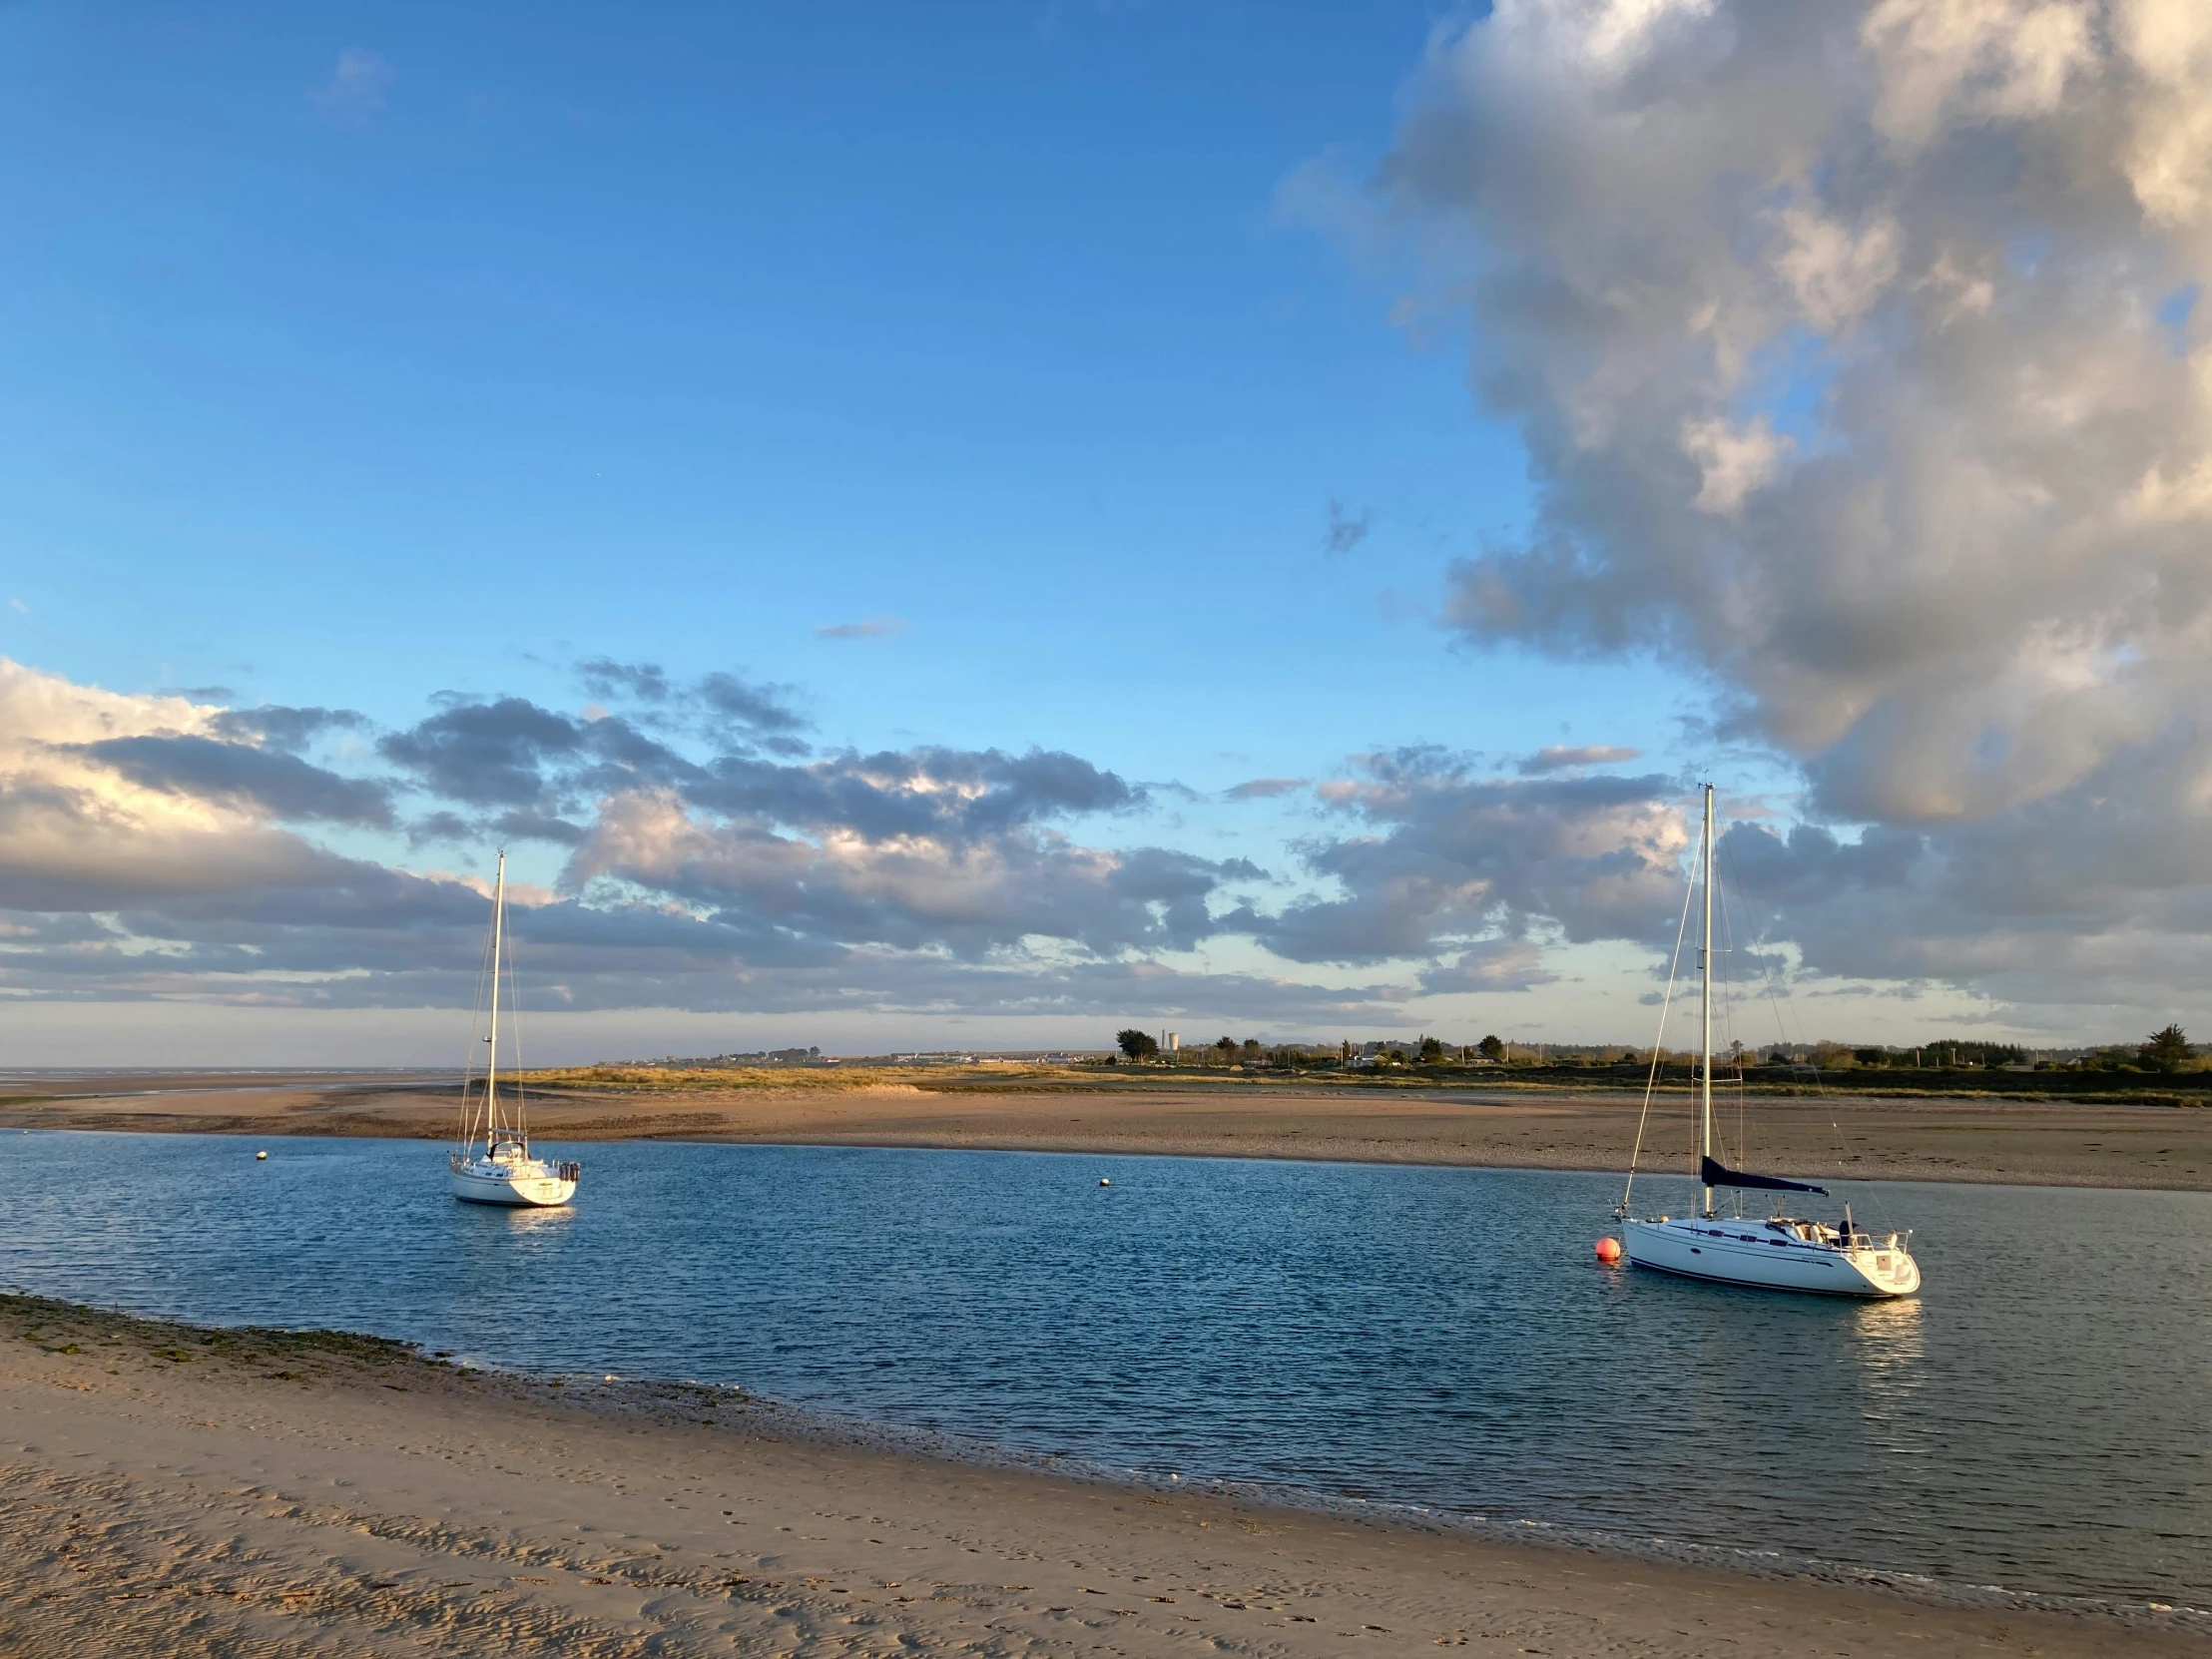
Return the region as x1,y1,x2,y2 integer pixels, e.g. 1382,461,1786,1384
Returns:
505,912,527,1144
1716,844,1822,1212
1619,849,1700,1218
460,889,497,1153
1716,882,1744,1216
1713,836,1891,1230
1711,839,1751,1190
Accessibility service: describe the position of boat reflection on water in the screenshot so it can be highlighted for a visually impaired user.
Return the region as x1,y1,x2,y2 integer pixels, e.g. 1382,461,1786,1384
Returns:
1846,1293,1926,1377
1848,1291,1925,1348
495,1205,576,1236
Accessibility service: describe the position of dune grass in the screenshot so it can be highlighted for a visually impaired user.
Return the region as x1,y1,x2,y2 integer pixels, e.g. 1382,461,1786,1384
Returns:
516,1062,1080,1094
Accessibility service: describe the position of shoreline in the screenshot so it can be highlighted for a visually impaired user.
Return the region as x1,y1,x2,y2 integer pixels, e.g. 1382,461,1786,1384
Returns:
2,1291,2204,1657
4,1073,2211,1192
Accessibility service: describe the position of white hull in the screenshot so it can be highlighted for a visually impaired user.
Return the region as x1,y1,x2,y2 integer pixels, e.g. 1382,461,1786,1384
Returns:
1623,1216,1919,1298
449,1155,577,1208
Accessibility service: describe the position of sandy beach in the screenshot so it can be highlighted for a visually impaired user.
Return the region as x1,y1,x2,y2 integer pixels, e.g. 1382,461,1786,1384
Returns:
5,1070,2210,1190
1,1292,2200,1658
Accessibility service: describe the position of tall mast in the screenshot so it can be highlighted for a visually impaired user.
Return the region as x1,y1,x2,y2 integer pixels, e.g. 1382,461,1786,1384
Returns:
485,850,505,1149
1699,785,1714,1218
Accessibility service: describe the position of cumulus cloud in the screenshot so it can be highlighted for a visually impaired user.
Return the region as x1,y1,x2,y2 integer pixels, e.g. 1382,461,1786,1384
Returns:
0,662,351,914
0,659,1338,1022
1294,0,2212,1015
62,734,393,828
568,787,1246,958
1416,938,1556,994
1235,751,1689,965
1370,0,2212,793
573,658,809,744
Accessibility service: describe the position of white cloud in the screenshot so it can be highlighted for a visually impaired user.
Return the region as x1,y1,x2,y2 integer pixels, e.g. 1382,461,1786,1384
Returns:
1680,415,1789,516
1308,0,2212,1023
311,47,395,128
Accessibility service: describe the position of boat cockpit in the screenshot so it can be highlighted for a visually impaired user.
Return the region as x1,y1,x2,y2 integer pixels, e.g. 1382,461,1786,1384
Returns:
1755,1217,1905,1252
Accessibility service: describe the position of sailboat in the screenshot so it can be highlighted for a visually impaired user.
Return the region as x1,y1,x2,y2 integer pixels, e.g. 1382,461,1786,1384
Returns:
448,851,581,1207
1615,786,1920,1298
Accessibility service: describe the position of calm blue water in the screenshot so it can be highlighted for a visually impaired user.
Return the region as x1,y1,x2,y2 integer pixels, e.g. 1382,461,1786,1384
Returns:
3,1132,2207,1610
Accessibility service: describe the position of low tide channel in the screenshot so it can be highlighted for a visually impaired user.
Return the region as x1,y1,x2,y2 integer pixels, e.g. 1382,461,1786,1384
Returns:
2,1132,2206,1613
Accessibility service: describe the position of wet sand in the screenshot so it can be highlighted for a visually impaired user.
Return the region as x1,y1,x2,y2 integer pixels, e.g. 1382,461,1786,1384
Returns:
2,1293,2200,1658
5,1072,2210,1189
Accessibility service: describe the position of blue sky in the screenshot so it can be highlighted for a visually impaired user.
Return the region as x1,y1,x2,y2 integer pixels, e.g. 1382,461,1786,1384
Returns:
2,1,1687,779
11,2,2186,1062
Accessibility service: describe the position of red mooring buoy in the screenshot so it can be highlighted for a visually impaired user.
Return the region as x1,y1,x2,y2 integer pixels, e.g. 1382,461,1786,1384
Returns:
1594,1237,1622,1263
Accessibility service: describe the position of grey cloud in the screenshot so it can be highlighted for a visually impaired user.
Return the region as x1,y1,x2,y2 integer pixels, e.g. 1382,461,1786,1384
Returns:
490,809,591,845
1416,939,1555,994
816,616,909,640
62,735,394,828
1355,3,2212,823
1711,731,2212,1015
575,660,810,746
570,786,1238,959
1225,778,1309,801
0,821,1381,1022
1518,745,1640,775
697,671,807,737
687,746,1142,843
2,663,1286,1019
1238,754,1687,964
379,697,589,806
1323,499,1372,556
0,891,1413,1022
577,658,672,704
209,704,371,754
0,780,358,913
1270,0,2212,1020
378,697,701,810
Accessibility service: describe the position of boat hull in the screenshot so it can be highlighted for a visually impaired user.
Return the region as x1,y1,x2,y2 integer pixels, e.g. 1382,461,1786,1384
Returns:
448,1162,576,1208
1623,1217,1919,1298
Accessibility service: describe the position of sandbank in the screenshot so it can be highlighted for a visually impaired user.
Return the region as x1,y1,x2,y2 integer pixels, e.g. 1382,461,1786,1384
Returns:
4,1070,2210,1190
2,1293,2201,1657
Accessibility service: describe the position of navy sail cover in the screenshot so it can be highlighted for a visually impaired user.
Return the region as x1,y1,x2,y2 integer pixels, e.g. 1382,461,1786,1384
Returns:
1700,1155,1828,1196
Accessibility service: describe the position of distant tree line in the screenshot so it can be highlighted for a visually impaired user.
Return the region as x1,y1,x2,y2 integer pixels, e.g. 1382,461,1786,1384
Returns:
1104,1025,2204,1074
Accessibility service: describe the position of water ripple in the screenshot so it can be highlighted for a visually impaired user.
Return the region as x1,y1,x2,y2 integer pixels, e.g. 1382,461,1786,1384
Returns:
2,1133,2206,1607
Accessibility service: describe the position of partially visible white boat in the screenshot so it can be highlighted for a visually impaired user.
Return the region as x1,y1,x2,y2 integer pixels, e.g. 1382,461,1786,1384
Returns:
1621,1210,1919,1297
1615,786,1919,1299
449,851,579,1208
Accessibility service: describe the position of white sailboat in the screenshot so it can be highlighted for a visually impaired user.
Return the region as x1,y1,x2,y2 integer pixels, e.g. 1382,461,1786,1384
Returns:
449,851,580,1208
1615,786,1920,1298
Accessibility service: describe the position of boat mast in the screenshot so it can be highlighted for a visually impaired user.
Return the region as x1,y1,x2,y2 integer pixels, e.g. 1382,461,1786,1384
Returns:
484,850,505,1153
1699,784,1714,1219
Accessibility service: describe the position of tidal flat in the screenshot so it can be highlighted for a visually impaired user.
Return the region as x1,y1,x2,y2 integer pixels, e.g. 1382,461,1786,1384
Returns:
3,1065,2209,1190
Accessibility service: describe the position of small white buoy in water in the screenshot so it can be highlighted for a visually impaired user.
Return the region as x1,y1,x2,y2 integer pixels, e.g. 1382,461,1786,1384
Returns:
256,1150,269,1161
1099,1177,1111,1187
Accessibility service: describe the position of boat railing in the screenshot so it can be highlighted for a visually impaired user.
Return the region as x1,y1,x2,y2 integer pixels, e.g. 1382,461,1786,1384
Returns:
1838,1229,1906,1252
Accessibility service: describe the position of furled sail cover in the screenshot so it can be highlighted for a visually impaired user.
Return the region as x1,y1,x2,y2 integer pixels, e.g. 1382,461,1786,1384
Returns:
1699,1155,1828,1196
